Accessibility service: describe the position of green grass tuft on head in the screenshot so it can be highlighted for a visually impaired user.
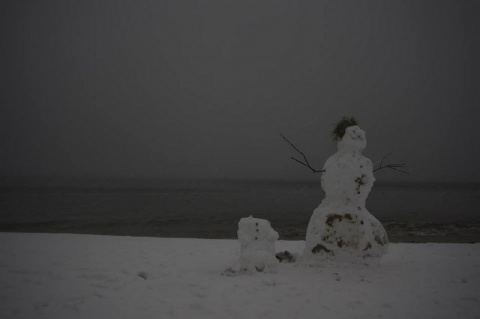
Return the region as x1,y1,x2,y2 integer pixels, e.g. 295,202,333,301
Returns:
332,116,358,141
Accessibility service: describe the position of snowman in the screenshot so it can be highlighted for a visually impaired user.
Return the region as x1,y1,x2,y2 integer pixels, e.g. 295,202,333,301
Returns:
224,216,279,275
304,118,388,262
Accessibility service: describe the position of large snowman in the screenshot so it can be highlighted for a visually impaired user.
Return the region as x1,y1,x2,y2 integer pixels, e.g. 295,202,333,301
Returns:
304,119,388,262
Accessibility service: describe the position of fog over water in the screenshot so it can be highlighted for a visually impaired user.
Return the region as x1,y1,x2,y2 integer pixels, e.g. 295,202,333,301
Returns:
1,0,479,182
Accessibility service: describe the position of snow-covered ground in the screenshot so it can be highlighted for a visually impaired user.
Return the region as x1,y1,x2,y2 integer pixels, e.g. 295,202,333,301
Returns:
0,233,479,319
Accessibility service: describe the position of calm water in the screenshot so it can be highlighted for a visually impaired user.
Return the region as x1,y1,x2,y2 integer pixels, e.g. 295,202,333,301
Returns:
0,177,479,242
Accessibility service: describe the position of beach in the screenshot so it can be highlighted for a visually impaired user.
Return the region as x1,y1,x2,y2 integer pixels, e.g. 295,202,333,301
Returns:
1,232,479,318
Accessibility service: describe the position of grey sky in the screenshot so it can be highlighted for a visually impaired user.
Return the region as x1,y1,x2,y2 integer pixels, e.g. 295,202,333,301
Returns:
1,0,479,182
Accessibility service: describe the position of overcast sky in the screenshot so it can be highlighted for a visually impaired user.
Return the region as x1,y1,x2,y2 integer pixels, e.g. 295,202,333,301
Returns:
1,0,479,182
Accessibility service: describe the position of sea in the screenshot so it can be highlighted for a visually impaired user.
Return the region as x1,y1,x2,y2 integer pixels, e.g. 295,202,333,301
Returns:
1,177,479,243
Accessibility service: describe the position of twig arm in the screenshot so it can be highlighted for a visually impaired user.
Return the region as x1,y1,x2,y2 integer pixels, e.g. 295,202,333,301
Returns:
373,153,409,174
281,134,324,173
281,134,408,175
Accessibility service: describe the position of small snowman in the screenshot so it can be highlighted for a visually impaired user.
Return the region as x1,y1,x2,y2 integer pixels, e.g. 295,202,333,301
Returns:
224,216,279,275
304,117,388,262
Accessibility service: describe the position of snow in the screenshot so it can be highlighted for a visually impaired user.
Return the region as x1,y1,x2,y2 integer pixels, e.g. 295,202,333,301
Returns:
225,216,279,274
1,233,479,318
306,125,388,262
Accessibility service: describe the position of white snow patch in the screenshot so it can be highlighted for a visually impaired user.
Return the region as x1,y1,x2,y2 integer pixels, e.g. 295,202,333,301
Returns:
1,233,479,319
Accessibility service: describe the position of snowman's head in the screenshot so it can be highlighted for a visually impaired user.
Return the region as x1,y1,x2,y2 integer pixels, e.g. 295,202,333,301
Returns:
237,216,279,245
337,125,367,152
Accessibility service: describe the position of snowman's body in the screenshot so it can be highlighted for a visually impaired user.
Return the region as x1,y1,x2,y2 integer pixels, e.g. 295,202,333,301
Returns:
304,126,388,262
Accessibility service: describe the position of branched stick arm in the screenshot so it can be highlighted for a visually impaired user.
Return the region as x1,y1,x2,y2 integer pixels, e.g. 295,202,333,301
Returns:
281,134,408,175
373,153,409,174
280,134,324,173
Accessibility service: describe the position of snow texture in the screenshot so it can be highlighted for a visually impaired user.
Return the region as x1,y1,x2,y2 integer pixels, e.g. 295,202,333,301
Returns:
225,216,279,275
305,126,388,262
1,233,479,319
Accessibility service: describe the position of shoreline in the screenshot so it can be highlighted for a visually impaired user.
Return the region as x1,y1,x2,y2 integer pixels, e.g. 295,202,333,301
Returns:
0,229,479,244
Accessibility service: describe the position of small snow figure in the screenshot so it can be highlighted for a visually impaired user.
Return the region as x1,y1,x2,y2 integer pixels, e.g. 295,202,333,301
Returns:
224,216,279,275
304,117,389,263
